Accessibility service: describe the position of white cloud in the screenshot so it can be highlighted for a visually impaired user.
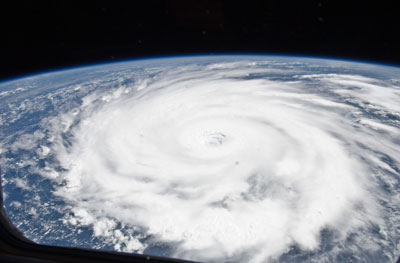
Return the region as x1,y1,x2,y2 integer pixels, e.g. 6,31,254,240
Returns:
13,178,31,191
37,62,400,262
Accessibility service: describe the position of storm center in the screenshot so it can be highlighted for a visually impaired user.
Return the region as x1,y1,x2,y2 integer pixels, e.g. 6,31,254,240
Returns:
202,132,227,146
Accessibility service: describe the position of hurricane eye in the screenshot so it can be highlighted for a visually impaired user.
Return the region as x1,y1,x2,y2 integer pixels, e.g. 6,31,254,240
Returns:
202,132,227,146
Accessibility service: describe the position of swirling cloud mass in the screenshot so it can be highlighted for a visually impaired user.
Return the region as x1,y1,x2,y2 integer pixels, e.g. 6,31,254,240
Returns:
1,57,400,262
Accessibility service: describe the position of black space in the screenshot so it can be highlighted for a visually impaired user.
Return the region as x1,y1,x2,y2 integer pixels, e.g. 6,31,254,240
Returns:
1,1,400,81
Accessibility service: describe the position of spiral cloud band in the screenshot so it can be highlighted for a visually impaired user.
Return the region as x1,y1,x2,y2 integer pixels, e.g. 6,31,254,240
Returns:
2,57,400,262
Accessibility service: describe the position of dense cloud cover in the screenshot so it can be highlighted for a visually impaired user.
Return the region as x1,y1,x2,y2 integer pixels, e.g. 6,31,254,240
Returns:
1,57,400,262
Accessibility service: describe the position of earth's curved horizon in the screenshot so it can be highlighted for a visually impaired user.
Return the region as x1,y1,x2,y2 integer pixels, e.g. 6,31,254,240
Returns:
1,55,400,262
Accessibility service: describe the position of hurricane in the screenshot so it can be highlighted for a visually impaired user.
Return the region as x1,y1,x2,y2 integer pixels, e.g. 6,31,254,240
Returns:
1,56,400,262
